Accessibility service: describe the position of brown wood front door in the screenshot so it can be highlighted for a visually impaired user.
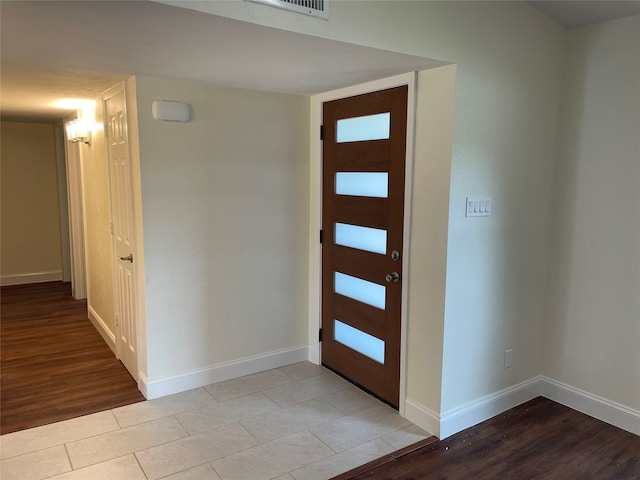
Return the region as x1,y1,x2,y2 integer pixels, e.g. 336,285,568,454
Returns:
321,86,408,408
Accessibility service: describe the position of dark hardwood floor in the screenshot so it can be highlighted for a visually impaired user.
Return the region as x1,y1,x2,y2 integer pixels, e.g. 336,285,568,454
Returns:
334,396,640,480
1,281,145,434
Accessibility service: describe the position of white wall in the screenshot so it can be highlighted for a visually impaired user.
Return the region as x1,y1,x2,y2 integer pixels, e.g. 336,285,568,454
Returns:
157,0,565,419
545,16,640,410
133,76,310,385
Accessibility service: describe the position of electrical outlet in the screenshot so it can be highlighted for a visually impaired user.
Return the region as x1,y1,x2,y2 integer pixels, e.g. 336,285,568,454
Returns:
504,349,513,369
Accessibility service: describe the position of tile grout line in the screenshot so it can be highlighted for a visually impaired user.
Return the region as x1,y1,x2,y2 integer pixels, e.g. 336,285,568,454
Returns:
27,445,73,480
108,407,126,430
307,428,340,455
172,413,193,437
276,367,299,382
62,443,74,472
236,419,267,447
132,451,151,480
209,461,224,479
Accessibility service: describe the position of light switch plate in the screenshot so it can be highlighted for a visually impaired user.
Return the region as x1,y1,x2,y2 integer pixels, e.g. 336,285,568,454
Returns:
466,196,492,217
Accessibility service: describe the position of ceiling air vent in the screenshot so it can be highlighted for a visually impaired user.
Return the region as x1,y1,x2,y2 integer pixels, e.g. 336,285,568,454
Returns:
247,0,329,19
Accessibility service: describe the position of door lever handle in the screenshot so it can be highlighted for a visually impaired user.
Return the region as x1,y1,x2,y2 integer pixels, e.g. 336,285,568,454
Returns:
119,254,134,263
385,272,400,283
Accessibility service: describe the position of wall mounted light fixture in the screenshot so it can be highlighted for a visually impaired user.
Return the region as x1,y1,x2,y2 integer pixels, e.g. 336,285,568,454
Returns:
66,118,91,144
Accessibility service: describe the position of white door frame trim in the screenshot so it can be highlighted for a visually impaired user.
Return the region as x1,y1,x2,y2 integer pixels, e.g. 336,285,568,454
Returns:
308,72,417,416
63,117,87,300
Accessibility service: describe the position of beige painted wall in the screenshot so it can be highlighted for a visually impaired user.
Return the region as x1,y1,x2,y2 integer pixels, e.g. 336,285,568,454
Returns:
134,76,310,381
54,124,72,282
406,66,456,414
80,104,115,335
1,121,63,282
545,16,640,409
156,0,565,415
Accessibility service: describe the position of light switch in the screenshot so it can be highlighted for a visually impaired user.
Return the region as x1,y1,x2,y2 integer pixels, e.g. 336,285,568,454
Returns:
466,196,491,217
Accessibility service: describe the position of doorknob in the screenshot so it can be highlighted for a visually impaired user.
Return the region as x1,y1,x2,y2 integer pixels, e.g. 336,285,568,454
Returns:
385,272,400,283
119,254,134,263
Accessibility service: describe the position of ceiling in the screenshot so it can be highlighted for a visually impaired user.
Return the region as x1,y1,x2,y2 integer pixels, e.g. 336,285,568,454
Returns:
1,1,638,123
526,1,640,29
0,1,441,123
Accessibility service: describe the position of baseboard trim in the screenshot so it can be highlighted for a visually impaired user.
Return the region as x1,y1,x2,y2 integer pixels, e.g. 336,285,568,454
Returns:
88,305,116,353
439,376,541,439
308,344,320,365
141,346,310,400
404,398,440,438
1,270,63,286
138,371,150,399
406,375,639,440
538,376,640,436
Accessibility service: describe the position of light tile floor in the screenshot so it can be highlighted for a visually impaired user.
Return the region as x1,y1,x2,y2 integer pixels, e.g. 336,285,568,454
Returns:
0,362,430,480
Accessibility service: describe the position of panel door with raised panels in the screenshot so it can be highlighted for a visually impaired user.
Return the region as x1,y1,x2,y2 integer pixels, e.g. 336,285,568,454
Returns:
105,87,138,381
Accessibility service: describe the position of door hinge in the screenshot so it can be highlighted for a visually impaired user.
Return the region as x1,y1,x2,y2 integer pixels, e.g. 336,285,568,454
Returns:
319,229,323,244
114,314,119,328
110,222,114,235
319,328,323,342
320,125,324,141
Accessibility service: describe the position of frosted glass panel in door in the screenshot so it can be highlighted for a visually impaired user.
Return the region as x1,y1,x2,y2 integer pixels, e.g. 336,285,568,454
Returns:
337,113,390,143
335,223,387,254
334,272,385,309
334,320,385,364
336,172,388,198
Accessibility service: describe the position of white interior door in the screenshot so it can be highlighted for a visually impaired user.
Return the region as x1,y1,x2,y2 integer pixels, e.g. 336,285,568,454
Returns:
105,85,138,380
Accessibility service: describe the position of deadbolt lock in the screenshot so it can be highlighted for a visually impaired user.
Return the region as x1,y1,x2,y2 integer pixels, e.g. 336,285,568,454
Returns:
391,250,400,261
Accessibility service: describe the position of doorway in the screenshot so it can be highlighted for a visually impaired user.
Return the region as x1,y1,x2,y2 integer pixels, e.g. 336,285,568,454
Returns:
312,73,416,413
104,84,139,381
321,86,408,408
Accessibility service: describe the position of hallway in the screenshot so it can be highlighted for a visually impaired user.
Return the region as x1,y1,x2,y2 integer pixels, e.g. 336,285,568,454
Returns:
0,281,145,434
